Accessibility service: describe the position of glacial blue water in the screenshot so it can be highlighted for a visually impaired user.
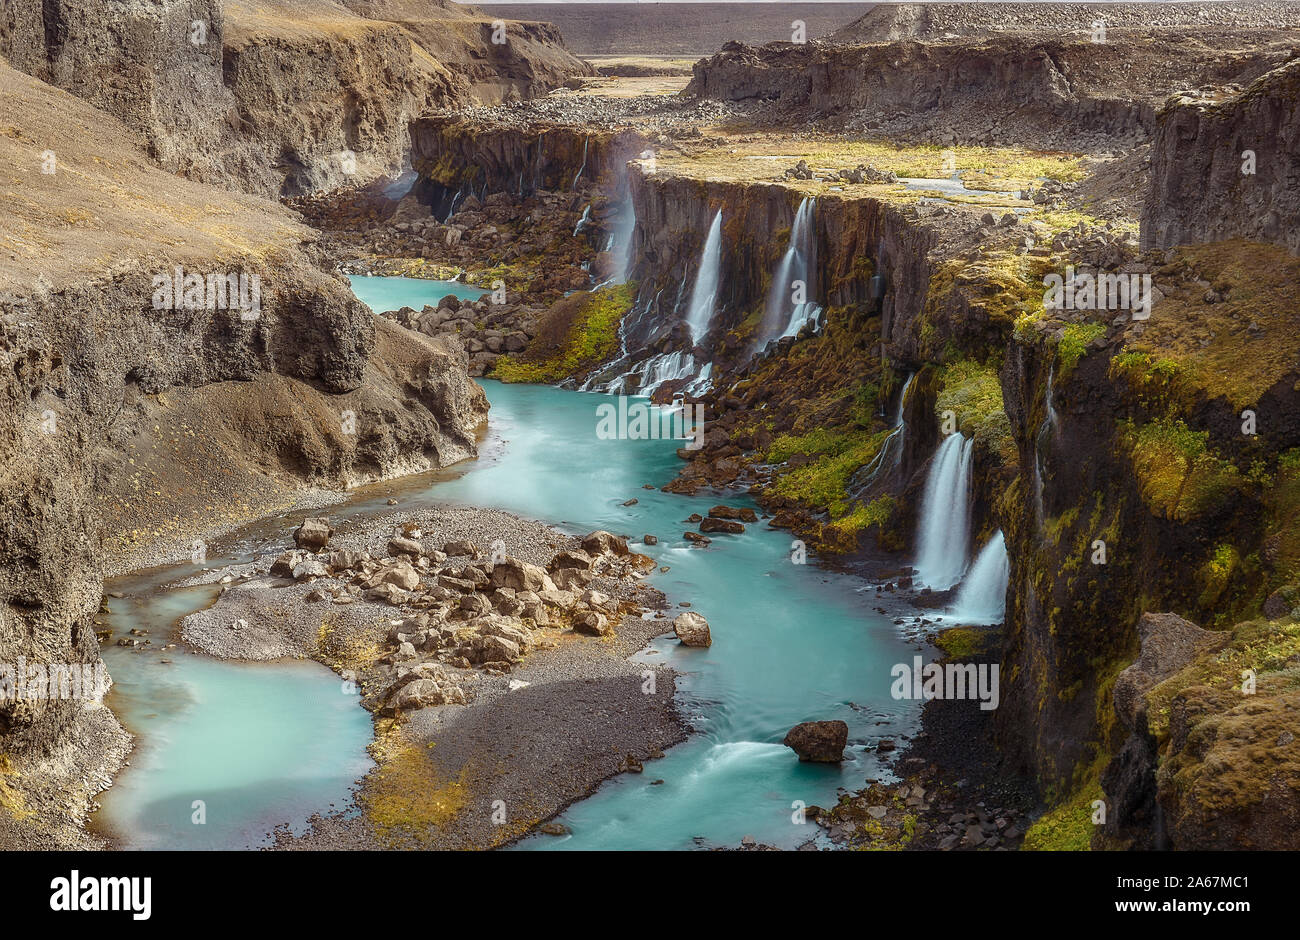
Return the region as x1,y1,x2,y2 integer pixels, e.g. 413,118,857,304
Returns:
94,578,373,850
94,277,924,851
345,275,485,313
425,382,920,850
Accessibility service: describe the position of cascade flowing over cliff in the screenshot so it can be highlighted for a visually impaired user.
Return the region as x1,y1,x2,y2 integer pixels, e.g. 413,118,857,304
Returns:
0,0,591,197
0,59,486,846
399,66,1300,848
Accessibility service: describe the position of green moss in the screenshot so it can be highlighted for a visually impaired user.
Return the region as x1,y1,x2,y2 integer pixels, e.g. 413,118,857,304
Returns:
1146,618,1300,740
1197,544,1241,608
768,428,894,516
493,283,636,384
935,359,1016,466
1057,321,1107,373
830,494,897,538
1022,778,1103,851
1123,418,1245,522
934,626,988,660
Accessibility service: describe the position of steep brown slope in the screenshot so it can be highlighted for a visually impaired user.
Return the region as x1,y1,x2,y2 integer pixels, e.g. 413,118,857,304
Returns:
0,0,590,197
0,62,485,847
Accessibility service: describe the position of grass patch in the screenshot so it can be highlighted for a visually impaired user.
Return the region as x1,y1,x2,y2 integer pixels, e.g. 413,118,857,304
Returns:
493,282,636,384
1110,240,1300,409
1123,419,1245,523
1023,777,1103,851
936,359,1016,465
767,428,894,516
1057,321,1107,373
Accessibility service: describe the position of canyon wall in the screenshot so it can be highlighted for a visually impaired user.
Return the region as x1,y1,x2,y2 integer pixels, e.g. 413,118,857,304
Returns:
1141,59,1300,254
0,60,486,846
403,97,1300,849
687,36,1292,140
829,2,1300,43
0,0,590,197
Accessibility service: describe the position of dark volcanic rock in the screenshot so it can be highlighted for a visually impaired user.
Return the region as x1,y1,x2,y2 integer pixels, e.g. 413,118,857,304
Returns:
783,720,848,762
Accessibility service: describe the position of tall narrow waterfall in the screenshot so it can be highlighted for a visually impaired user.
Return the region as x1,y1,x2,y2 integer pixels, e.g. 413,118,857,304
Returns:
754,196,821,352
950,531,1010,624
607,199,636,284
684,209,723,344
572,134,589,190
853,374,914,494
1033,363,1057,528
573,204,592,236
914,433,974,591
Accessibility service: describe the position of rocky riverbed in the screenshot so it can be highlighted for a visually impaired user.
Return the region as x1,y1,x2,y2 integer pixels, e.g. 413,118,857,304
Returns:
159,503,693,849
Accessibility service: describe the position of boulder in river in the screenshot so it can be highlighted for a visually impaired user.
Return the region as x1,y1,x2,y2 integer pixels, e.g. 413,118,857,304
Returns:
293,517,334,551
699,517,744,535
673,611,711,647
783,720,848,762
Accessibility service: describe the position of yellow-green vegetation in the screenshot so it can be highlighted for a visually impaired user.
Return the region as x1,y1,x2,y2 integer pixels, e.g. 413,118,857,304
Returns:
662,136,1086,194
1111,240,1300,409
1057,321,1107,373
1022,775,1103,851
361,729,470,847
494,282,637,383
935,359,1016,466
1197,544,1241,609
1027,207,1139,241
1122,418,1244,523
825,494,898,549
926,251,1051,358
767,427,894,515
934,626,990,660
463,259,539,294
0,754,31,820
1264,449,1300,585
1145,617,1300,740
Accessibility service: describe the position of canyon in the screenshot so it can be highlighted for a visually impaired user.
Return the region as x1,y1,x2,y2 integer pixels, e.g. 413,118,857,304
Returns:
1,1,1298,854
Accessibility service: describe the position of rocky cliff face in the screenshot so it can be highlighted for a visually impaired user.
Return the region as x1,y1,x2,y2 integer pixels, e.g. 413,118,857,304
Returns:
1142,59,1300,254
828,2,1300,43
686,36,1293,148
409,116,646,210
0,61,486,846
0,0,590,198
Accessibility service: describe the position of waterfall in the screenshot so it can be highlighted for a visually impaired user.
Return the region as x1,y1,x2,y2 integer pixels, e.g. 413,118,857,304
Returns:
853,374,914,494
684,209,723,344
627,350,696,396
914,433,974,591
949,531,1010,625
572,134,589,190
754,196,822,352
573,204,592,237
1033,363,1057,528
